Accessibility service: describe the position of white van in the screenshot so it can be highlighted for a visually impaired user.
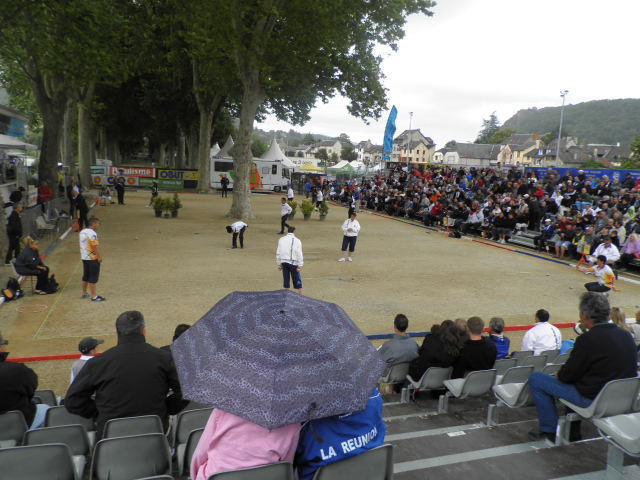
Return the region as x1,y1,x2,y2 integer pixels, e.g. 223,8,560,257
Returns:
210,158,291,192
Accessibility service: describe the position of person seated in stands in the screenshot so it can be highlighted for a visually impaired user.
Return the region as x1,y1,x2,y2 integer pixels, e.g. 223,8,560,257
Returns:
0,331,49,428
294,388,385,480
191,408,301,480
587,235,620,265
378,314,418,375
533,219,555,252
70,337,104,383
460,202,484,235
619,233,640,270
454,318,469,346
14,236,54,295
408,320,460,382
65,311,186,437
521,309,562,355
160,323,191,352
528,292,637,442
452,317,497,378
488,317,510,359
554,223,576,259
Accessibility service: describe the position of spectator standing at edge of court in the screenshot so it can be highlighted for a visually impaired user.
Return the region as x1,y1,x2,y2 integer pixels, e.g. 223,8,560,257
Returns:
4,204,23,265
521,309,562,355
220,174,230,198
276,226,303,294
80,217,106,302
338,212,360,262
114,177,126,205
72,189,90,231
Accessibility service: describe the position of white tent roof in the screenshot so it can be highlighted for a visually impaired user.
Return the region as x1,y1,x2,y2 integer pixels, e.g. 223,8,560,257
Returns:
328,160,349,170
261,139,296,168
210,143,220,157
218,136,234,157
350,161,366,171
0,134,37,150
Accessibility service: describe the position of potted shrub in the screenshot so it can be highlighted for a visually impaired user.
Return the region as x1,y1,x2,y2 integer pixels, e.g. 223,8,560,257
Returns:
288,200,298,220
153,196,163,218
162,198,172,218
170,193,182,218
318,201,329,220
300,199,314,220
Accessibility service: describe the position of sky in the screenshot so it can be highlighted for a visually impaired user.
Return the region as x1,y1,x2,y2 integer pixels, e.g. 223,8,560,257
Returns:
257,0,640,146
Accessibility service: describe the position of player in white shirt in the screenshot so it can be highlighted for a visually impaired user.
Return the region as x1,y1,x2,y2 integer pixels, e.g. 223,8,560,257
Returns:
225,221,248,249
315,189,324,208
339,212,361,262
287,186,294,202
279,197,292,234
79,217,105,302
521,309,562,355
276,226,304,293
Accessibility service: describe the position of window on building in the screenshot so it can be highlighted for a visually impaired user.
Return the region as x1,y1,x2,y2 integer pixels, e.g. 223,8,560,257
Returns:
272,165,278,174
214,161,233,172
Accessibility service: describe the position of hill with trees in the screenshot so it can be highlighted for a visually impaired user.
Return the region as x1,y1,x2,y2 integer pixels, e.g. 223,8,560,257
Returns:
503,98,640,146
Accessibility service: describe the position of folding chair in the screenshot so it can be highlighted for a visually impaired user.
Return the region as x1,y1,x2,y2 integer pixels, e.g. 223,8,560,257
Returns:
90,433,172,480
103,415,164,439
493,358,517,375
173,408,212,447
378,362,410,384
594,412,640,480
179,428,204,476
487,379,534,426
23,424,90,480
311,444,393,480
400,366,452,403
438,369,497,413
0,410,28,448
553,353,570,365
0,444,75,480
556,377,640,445
542,363,563,376
208,461,294,480
510,350,534,366
33,389,58,406
494,365,534,386
540,349,560,363
519,354,548,372
10,260,35,293
45,406,96,448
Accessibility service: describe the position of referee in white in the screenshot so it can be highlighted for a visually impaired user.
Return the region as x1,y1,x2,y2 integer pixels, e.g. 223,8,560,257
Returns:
339,212,361,262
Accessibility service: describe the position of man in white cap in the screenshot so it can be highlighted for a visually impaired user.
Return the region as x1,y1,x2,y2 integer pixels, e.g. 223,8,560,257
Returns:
534,218,555,252
70,337,104,383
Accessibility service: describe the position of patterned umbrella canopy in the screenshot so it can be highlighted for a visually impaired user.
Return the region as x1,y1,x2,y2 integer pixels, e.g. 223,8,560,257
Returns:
171,290,385,430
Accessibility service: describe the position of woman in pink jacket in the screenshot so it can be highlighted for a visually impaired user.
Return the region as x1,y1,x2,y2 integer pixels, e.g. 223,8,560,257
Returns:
191,409,301,480
620,233,640,268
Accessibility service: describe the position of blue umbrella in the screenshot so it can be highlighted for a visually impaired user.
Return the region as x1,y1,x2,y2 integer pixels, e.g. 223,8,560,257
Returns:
171,290,385,430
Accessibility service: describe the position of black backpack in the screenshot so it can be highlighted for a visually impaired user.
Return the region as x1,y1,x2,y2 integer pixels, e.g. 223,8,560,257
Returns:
45,274,60,294
2,278,24,301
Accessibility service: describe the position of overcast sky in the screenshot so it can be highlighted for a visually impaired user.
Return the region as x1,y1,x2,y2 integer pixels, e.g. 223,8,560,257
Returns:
257,0,640,146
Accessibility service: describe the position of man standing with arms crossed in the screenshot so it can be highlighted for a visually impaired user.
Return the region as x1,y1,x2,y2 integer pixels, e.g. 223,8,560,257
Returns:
80,217,106,302
276,226,303,294
279,197,292,234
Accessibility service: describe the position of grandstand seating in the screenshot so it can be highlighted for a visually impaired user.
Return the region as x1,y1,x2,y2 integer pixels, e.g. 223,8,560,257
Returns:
208,462,294,479
400,366,452,403
594,412,640,479
33,389,58,407
511,350,534,365
45,405,96,447
553,352,571,365
539,349,560,363
378,362,410,385
0,410,28,448
312,444,393,480
103,414,164,439
23,424,90,479
179,428,204,477
438,369,497,413
493,358,517,375
494,365,534,386
520,354,548,371
0,443,76,480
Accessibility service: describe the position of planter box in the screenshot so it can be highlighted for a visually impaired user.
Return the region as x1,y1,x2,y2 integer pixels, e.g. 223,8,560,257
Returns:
303,214,311,220
319,215,326,221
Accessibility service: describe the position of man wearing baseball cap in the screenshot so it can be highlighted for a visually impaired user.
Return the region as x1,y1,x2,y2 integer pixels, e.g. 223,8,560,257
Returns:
0,331,49,428
70,337,104,383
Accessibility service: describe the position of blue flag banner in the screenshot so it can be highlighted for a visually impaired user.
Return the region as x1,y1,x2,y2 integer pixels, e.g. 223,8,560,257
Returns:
382,106,397,161
525,167,640,183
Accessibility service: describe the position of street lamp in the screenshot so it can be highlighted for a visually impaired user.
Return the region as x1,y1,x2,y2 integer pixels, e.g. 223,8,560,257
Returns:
406,111,413,171
555,90,569,166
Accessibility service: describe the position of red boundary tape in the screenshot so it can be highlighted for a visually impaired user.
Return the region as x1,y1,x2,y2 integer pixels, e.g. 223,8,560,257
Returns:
8,323,576,363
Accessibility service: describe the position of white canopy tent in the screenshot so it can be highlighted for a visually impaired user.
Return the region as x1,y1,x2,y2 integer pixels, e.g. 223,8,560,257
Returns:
328,160,349,170
0,134,37,150
209,143,221,158
217,135,235,158
261,138,296,169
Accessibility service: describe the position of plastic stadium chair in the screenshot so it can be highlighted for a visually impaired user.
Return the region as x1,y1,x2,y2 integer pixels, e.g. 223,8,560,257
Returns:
0,444,75,480
172,407,212,447
493,358,517,375
594,412,640,479
208,462,294,480
90,433,172,480
541,363,563,375
519,354,548,372
556,377,640,445
540,349,560,363
311,444,393,480
510,350,534,365
438,369,497,413
34,389,58,406
401,367,452,403
0,410,28,448
23,424,90,480
134,477,175,480
103,415,164,439
179,428,204,476
494,365,534,386
378,362,410,384
553,353,570,365
45,406,96,448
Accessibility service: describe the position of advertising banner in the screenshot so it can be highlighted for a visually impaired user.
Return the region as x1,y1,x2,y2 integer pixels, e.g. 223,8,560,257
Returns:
157,169,198,181
108,166,155,178
525,167,640,183
90,166,106,175
139,177,183,190
92,175,139,186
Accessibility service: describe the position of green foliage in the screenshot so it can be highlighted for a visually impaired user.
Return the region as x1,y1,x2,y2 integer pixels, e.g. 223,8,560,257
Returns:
316,148,329,161
503,99,640,146
581,159,603,169
488,128,516,145
303,133,316,144
340,145,358,161
475,112,501,144
287,200,298,215
444,140,457,148
171,193,182,211
618,158,640,170
251,135,268,157
631,134,640,160
300,199,314,215
330,153,339,163
318,201,329,216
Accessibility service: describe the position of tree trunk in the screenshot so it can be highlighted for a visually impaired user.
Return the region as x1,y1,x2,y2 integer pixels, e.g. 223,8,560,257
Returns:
158,143,167,167
228,86,263,219
196,108,213,193
176,130,186,169
187,123,199,169
77,101,93,186
61,98,75,168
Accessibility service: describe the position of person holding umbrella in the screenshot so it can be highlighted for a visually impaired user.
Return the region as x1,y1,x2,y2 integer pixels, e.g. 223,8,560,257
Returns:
276,226,303,293
170,290,387,480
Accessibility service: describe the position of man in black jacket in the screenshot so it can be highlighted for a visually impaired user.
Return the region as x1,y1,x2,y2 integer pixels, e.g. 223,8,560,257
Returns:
5,204,23,265
528,292,637,442
65,311,186,437
72,190,90,230
452,317,497,378
0,331,49,428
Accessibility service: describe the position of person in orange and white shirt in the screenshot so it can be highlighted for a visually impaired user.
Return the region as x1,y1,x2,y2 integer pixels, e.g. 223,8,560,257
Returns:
579,255,615,293
338,212,361,262
79,217,106,302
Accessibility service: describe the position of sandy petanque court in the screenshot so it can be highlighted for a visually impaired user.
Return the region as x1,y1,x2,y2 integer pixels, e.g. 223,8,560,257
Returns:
1,190,639,393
